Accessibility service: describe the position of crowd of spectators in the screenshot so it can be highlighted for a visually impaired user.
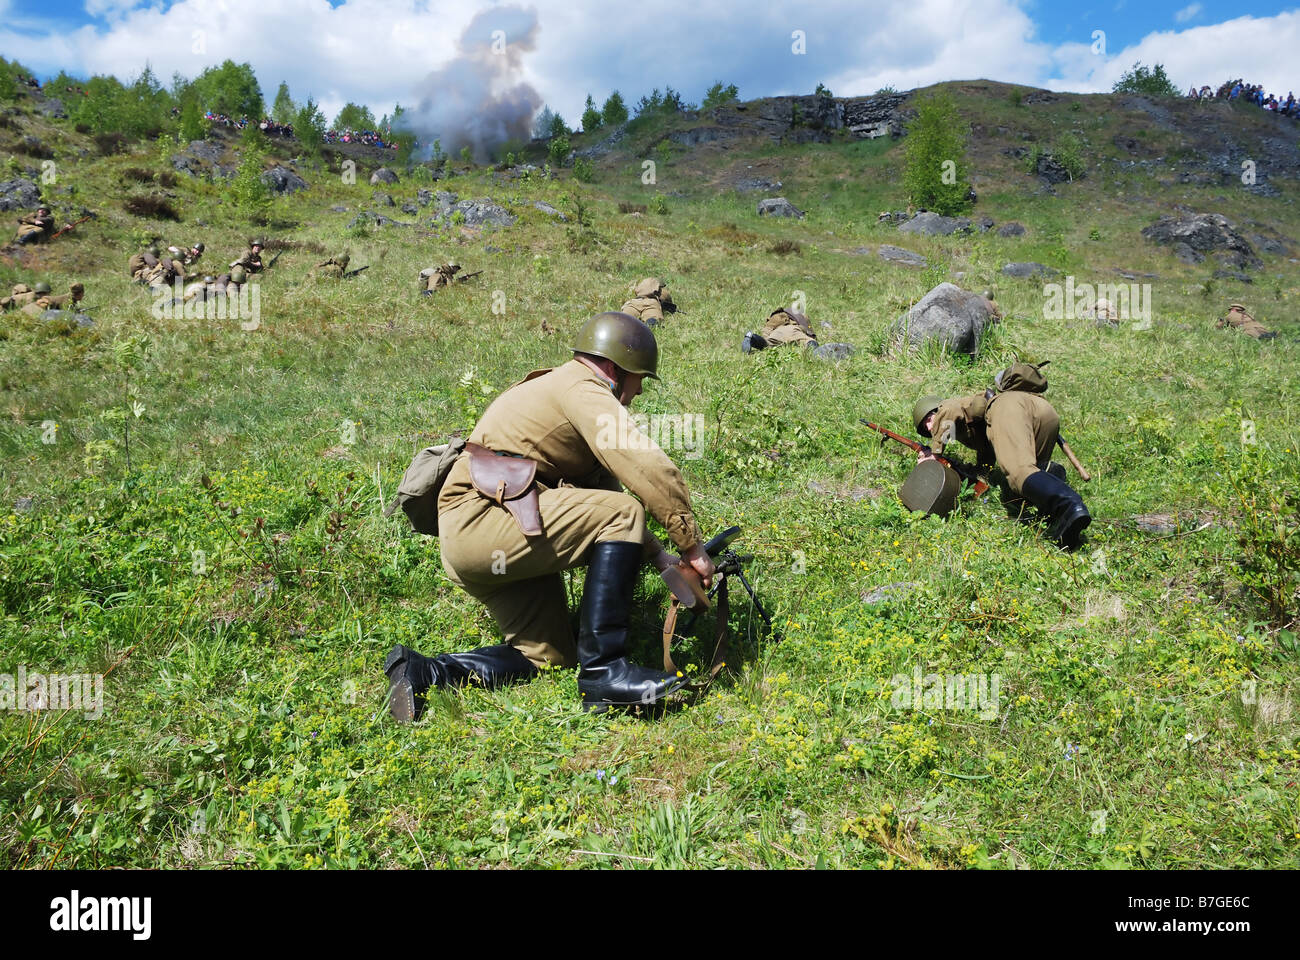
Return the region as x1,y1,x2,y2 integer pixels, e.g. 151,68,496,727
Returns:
322,127,399,149
204,111,249,129
1189,79,1299,118
258,117,294,138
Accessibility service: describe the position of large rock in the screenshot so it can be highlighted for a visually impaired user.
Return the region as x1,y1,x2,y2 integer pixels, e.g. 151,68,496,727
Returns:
573,125,627,160
372,191,395,207
892,283,998,355
667,126,739,148
0,177,41,212
757,197,804,219
898,211,971,236
38,309,95,330
533,200,566,220
370,167,400,185
261,165,309,194
997,222,1026,238
416,188,435,207
732,177,782,193
171,139,226,178
441,198,516,227
34,96,67,119
1001,262,1059,279
878,244,927,267
346,211,411,229
1141,213,1261,269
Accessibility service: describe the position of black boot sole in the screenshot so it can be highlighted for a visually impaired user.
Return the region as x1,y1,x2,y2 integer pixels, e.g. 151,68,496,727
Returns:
580,675,692,714
1051,509,1092,550
384,644,421,724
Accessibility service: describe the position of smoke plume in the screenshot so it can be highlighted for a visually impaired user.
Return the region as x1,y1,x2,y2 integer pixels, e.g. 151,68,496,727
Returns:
400,4,543,160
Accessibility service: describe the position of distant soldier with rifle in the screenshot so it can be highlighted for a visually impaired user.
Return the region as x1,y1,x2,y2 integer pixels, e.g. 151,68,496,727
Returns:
383,311,716,720
742,307,855,360
22,282,85,316
620,277,677,326
230,238,265,275
13,204,60,245
418,261,477,294
910,369,1090,548
315,254,351,279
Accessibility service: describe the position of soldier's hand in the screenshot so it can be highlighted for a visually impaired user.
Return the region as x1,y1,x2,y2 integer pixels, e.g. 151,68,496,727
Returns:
917,451,937,464
651,548,679,574
681,543,716,588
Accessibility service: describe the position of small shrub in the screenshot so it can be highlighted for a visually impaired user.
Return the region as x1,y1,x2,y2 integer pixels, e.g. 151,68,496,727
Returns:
618,202,647,214
157,170,179,188
547,134,570,168
123,195,181,220
649,195,668,215
122,167,154,183
94,132,127,156
767,239,802,255
573,156,595,183
1113,62,1179,98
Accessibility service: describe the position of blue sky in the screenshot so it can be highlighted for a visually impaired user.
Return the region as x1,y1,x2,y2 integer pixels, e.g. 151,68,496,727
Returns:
2,1,1297,129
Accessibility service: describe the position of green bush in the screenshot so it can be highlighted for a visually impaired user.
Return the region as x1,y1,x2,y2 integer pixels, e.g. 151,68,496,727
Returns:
581,94,602,133
702,82,739,111
294,98,327,159
1113,62,1179,97
601,91,628,127
650,195,668,215
547,134,570,168
573,156,595,183
228,145,272,224
902,93,972,216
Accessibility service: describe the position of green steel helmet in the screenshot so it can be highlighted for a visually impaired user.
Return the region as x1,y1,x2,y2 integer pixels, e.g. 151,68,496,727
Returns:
572,311,659,379
33,281,52,295
192,242,205,253
913,395,943,437
250,238,264,249
229,266,247,284
147,246,160,257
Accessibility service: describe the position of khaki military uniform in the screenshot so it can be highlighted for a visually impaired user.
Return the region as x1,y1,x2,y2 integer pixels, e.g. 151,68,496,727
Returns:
143,260,177,288
14,211,54,244
931,391,1059,494
761,308,817,346
37,285,84,311
437,359,702,669
619,277,674,325
317,257,350,279
129,252,161,282
1217,304,1275,340
168,246,202,268
230,248,263,274
419,264,460,291
1,284,34,311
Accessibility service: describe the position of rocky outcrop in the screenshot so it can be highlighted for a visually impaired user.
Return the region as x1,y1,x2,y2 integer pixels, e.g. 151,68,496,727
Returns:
892,283,999,355
1141,213,1261,269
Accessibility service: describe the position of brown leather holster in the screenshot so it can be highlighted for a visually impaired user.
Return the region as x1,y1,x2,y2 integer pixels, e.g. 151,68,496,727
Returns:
465,441,543,536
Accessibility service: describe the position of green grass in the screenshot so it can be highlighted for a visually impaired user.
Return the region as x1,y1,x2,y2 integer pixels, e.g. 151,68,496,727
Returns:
2,82,1299,870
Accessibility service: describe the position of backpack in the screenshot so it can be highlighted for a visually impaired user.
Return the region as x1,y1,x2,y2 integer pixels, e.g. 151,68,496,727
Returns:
382,437,467,536
993,360,1049,395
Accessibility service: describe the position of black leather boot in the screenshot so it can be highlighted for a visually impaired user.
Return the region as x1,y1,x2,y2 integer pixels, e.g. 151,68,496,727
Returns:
385,643,537,723
1021,470,1091,549
577,541,689,713
741,331,768,353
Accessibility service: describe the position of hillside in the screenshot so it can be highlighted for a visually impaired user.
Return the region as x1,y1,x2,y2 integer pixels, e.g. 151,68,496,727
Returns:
1,78,1298,870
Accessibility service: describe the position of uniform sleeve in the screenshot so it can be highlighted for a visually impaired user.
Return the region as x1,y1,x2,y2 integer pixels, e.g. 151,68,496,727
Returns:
930,399,964,456
559,379,702,552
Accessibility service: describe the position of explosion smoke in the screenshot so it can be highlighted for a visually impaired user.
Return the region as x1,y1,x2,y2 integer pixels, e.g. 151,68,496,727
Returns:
400,4,543,161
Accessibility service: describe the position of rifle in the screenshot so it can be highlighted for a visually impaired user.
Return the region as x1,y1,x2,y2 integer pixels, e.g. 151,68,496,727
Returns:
342,264,369,278
49,215,94,241
455,269,484,283
265,247,284,271
859,419,990,498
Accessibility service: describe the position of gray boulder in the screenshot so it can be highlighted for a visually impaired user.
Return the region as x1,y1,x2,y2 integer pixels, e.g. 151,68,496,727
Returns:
1001,262,1059,279
416,188,435,207
346,211,411,229
400,202,418,215
0,177,41,212
370,167,400,185
898,211,972,236
432,191,458,217
1141,213,1260,269
34,97,67,119
733,177,782,193
442,198,516,227
878,244,927,267
997,222,1026,237
372,191,395,207
757,197,804,219
533,200,567,220
892,283,998,355
261,165,309,194
39,309,95,329
975,216,995,233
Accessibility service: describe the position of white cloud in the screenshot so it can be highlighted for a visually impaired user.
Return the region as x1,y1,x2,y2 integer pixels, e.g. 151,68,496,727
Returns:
1174,4,1202,25
3,0,1299,138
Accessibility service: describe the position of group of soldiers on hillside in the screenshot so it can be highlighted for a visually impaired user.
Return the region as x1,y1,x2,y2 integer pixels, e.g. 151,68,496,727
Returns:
2,195,1283,722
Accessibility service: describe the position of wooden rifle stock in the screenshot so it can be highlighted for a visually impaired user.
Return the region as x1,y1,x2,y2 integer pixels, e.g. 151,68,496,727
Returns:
49,215,93,241
860,419,990,498
1056,437,1091,482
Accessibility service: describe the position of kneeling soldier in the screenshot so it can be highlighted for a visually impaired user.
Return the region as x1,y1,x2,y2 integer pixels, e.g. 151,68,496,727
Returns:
385,311,716,720
316,254,350,279
418,261,460,294
914,391,1090,548
14,205,55,245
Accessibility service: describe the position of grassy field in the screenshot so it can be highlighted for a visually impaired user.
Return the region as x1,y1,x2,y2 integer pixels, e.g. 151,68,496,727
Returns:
2,82,1299,869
